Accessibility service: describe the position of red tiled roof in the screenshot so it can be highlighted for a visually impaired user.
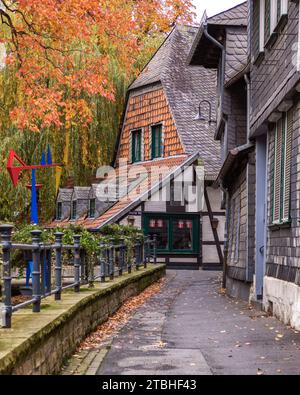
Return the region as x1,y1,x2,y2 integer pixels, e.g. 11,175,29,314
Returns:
48,155,189,230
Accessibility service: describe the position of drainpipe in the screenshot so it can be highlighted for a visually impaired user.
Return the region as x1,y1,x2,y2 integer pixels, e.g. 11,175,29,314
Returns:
220,183,229,289
203,24,225,111
244,73,251,283
244,74,251,139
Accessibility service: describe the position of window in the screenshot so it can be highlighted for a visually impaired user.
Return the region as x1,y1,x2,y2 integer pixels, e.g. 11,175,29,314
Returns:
71,201,77,220
266,0,288,40
252,0,265,61
272,109,293,224
131,129,142,163
89,198,96,218
145,215,199,254
56,202,62,220
151,124,163,159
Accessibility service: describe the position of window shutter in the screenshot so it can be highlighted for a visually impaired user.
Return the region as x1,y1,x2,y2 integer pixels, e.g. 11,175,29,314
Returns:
265,0,271,41
283,109,293,221
273,119,282,223
253,0,260,59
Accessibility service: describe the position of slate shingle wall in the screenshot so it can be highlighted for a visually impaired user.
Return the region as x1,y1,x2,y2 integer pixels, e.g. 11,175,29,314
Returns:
266,101,300,286
250,1,299,133
223,81,247,157
227,167,248,281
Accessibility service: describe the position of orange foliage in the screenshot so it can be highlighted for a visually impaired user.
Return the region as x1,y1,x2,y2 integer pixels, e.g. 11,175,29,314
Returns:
0,0,195,131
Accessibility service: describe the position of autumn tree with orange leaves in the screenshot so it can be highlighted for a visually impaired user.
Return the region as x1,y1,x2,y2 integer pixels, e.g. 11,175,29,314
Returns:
0,0,195,223
0,0,195,132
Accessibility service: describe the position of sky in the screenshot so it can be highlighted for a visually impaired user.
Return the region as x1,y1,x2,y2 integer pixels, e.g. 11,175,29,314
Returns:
193,0,244,21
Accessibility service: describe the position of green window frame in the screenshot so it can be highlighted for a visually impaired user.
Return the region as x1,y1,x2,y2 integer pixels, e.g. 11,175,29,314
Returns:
71,201,77,220
56,202,62,221
89,198,96,218
144,213,199,255
151,124,163,159
272,109,293,225
131,129,142,163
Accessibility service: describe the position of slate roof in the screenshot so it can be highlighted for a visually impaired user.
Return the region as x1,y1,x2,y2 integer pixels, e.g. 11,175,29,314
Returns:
208,2,247,26
188,3,248,86
73,187,91,200
49,155,195,230
57,188,73,202
225,27,248,86
129,25,220,180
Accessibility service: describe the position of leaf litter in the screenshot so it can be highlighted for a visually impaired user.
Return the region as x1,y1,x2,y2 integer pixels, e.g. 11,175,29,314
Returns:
78,277,166,351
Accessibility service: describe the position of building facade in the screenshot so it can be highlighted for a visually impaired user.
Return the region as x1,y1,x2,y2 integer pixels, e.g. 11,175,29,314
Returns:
50,25,225,271
189,3,256,299
250,0,300,328
190,0,300,329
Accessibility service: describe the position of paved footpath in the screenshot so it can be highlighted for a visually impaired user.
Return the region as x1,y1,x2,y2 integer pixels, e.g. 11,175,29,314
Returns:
95,270,300,375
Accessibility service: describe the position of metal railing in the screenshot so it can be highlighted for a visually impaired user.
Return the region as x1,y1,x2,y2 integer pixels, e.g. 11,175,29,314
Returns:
0,225,157,329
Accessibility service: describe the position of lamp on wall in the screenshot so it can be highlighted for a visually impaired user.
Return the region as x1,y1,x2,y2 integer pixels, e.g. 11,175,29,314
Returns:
194,100,216,125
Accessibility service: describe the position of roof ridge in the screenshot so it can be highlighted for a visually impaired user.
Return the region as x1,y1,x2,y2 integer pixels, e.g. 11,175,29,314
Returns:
208,1,247,22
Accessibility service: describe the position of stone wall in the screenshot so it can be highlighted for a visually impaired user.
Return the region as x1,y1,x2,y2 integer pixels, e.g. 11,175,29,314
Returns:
0,265,165,375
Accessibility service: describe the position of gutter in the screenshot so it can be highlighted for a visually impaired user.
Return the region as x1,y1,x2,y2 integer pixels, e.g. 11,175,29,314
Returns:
216,142,255,185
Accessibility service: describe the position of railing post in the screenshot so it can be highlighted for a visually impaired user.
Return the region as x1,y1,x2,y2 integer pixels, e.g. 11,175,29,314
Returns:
100,243,106,283
46,249,52,294
73,235,81,293
143,238,148,269
54,232,63,300
40,247,45,297
153,234,157,264
0,225,13,328
31,230,42,313
119,239,125,276
135,240,141,271
109,240,114,281
127,241,132,274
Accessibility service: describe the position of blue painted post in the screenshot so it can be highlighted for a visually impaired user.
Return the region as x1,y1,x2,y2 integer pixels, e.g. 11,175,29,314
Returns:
0,225,13,328
54,232,63,300
73,235,81,293
31,230,42,313
31,170,39,225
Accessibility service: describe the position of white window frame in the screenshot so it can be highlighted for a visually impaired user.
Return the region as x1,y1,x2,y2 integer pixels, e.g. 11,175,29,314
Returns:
270,0,278,33
259,0,266,52
129,127,144,164
280,0,288,16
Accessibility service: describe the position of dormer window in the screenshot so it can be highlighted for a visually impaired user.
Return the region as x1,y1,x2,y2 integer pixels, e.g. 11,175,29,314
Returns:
56,202,62,221
151,124,163,159
71,201,77,220
89,198,96,218
131,129,142,163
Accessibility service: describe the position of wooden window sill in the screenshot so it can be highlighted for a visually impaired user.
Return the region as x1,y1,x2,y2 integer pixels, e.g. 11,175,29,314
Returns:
269,221,291,231
265,32,278,50
253,51,265,67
